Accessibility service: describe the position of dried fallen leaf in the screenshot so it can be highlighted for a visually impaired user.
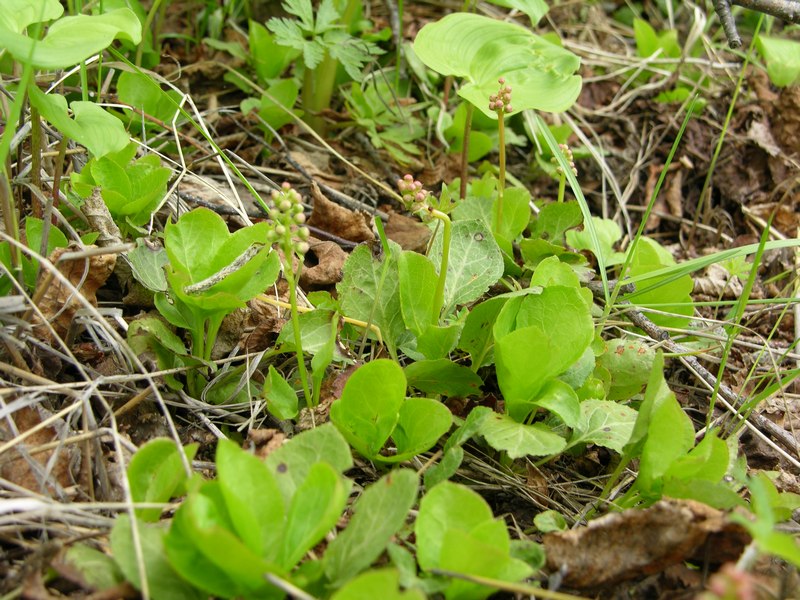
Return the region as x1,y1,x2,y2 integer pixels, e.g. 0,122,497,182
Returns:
299,239,347,289
383,209,431,253
0,406,77,498
31,246,116,345
308,183,374,243
543,498,750,588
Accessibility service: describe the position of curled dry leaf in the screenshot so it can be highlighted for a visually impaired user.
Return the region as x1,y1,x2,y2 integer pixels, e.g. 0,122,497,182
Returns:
0,406,78,498
308,182,374,243
299,239,347,289
32,246,116,345
543,498,750,589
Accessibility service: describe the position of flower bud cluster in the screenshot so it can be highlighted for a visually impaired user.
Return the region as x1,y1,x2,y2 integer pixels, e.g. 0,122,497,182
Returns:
397,174,429,213
552,143,578,177
266,182,310,255
489,77,513,114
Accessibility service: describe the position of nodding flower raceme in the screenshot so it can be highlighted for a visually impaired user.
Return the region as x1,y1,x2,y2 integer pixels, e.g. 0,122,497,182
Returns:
489,77,513,115
267,182,311,255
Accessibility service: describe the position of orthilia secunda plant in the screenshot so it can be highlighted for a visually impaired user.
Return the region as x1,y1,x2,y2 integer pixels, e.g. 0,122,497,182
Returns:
397,174,451,323
551,143,577,204
490,77,512,230
267,182,313,406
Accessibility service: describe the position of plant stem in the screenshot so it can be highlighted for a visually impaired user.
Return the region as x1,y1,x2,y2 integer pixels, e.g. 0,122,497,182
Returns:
430,209,451,320
557,171,566,203
459,103,474,200
284,259,312,407
302,52,338,135
495,111,506,229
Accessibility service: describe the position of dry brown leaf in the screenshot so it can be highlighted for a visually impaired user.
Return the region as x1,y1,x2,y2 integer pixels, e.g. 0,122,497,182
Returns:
248,429,287,460
31,246,116,345
543,498,750,589
308,183,374,243
0,406,77,497
383,209,431,252
299,239,347,289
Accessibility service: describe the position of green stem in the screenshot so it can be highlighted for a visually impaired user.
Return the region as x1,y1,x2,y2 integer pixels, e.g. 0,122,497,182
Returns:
459,103,474,200
302,51,338,136
430,209,451,321
496,112,506,230
557,171,566,203
284,257,312,407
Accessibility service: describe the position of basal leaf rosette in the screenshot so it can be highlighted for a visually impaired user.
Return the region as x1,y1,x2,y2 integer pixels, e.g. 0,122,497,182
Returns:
413,13,581,118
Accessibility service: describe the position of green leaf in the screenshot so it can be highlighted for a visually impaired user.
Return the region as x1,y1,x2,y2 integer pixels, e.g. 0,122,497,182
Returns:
529,201,583,243
423,445,464,490
330,359,404,458
430,219,504,314
529,255,581,288
127,238,168,292
533,510,567,533
331,569,426,600
458,296,507,369
636,394,695,498
118,71,181,124
493,187,530,244
63,544,124,591
338,244,408,355
264,365,298,420
0,0,63,33
265,423,353,505
111,515,204,600
397,250,438,334
279,461,350,569
415,481,495,571
486,0,549,24
249,21,298,82
569,399,637,453
597,338,656,400
494,287,594,407
28,87,129,158
127,438,197,522
0,8,141,69
324,470,419,585
278,309,341,355
478,413,566,458
566,216,625,266
415,323,463,360
391,398,452,462
413,13,581,117
405,359,483,397
255,79,300,139
529,379,580,428
756,35,800,87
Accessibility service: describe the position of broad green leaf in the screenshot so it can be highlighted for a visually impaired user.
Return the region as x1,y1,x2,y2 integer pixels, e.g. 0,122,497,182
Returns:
329,359,405,458
63,544,124,591
663,430,729,483
413,13,581,117
415,323,462,360
324,470,419,585
117,71,181,124
311,315,337,404
486,0,549,24
278,309,342,356
405,359,483,397
621,351,672,458
216,439,285,559
164,485,281,597
28,87,129,158
279,462,350,569
529,201,583,243
265,423,353,505
127,238,168,292
390,398,453,462
331,569,425,600
338,244,408,354
264,365,299,420
0,0,63,33
458,296,507,368
423,445,464,490
568,399,637,453
127,438,197,522
598,338,656,400
756,35,800,87
494,286,594,404
637,394,695,498
478,413,566,458
397,250,438,334
111,515,204,600
429,219,504,314
255,79,300,140
533,510,567,533
566,216,625,266
493,187,531,244
529,255,580,289
528,379,580,427
415,481,495,571
0,8,141,69
249,20,299,82
439,528,533,600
